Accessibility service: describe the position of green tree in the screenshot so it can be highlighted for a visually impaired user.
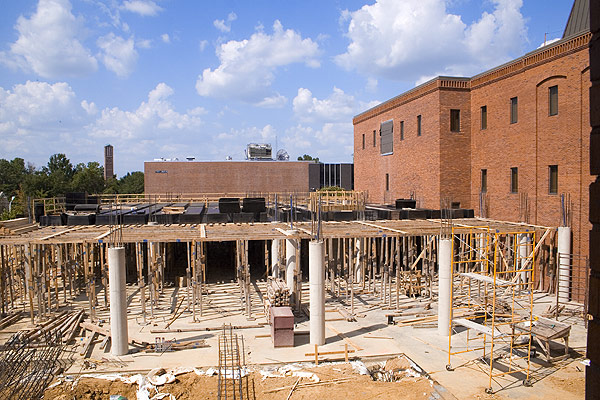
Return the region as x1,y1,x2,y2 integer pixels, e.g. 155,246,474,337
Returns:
297,154,319,163
71,162,105,194
0,157,26,197
44,153,74,196
118,171,144,194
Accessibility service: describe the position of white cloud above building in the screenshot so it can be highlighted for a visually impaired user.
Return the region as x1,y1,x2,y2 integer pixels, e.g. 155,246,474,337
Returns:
336,0,527,83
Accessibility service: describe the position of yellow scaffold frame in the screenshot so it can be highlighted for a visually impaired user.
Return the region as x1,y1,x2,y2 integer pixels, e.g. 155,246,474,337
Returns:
446,226,535,394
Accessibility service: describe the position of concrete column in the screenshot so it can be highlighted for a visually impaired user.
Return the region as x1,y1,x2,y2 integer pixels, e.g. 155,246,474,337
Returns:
309,241,325,345
518,233,529,284
437,238,452,336
557,226,571,302
108,247,129,356
355,238,362,283
271,239,280,278
286,231,299,299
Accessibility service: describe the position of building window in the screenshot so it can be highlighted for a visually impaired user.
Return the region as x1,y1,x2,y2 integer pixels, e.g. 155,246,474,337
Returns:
549,85,558,116
385,173,389,191
362,134,365,150
549,165,558,194
400,121,404,140
417,115,422,136
510,97,518,124
510,167,518,193
373,130,376,147
380,120,393,155
480,106,487,130
450,109,460,132
481,169,487,193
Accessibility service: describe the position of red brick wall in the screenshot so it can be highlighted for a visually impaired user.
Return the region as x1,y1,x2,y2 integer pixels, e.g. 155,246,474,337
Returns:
439,89,471,208
144,161,310,195
470,47,591,259
354,90,442,207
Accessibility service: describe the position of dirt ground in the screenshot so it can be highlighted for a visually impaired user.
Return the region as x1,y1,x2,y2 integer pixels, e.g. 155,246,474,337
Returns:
44,359,434,400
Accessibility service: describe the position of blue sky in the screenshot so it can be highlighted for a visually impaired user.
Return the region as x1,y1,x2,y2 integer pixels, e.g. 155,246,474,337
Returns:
0,0,574,176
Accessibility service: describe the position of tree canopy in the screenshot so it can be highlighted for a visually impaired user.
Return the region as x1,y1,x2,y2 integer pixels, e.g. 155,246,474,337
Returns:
297,154,319,163
0,154,145,220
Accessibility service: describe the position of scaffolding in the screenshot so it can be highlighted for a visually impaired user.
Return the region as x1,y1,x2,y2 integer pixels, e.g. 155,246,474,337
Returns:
447,227,535,394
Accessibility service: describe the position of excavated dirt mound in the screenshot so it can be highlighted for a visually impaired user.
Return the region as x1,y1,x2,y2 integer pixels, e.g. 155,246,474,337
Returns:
44,359,434,400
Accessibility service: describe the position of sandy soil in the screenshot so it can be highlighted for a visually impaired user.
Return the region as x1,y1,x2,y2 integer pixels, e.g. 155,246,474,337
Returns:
44,358,434,400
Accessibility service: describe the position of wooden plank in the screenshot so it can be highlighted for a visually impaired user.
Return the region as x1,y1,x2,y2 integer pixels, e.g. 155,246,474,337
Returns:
357,221,407,234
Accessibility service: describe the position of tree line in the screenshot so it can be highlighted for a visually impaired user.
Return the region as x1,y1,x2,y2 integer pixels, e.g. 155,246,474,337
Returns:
0,153,143,220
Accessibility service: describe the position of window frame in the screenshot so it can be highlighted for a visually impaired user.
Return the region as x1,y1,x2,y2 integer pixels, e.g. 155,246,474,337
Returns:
549,165,558,194
372,130,376,147
549,85,558,116
400,120,404,141
510,97,518,124
481,169,487,193
480,105,487,130
450,109,461,132
362,133,365,150
385,173,390,191
417,115,422,136
510,167,519,193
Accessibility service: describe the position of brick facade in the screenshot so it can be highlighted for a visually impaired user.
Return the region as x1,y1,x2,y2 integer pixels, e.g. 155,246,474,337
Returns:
354,32,592,260
144,161,311,195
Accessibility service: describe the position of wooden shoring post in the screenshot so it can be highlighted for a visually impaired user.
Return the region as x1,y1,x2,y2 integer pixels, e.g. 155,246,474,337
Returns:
367,237,373,294
395,236,401,309
361,237,366,291
8,246,15,310
191,239,197,322
185,241,191,311
378,237,384,301
199,240,205,317
0,245,5,315
350,237,355,315
101,243,107,308
24,244,35,323
136,242,147,323
148,242,155,319
328,238,333,294
58,244,66,305
83,243,93,321
265,239,270,278
36,245,45,319
342,237,348,302
246,239,252,318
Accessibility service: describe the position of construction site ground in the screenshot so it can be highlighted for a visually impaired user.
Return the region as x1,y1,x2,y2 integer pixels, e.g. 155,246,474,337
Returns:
0,280,585,399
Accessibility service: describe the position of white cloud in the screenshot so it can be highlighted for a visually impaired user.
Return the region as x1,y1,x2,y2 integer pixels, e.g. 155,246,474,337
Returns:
87,83,203,140
255,94,287,108
281,123,354,162
0,0,97,78
161,33,170,43
97,33,138,78
366,77,378,92
198,40,208,52
137,38,152,49
121,0,163,17
213,12,238,33
336,0,527,83
538,37,561,48
292,87,378,124
196,20,320,104
81,100,98,115
0,81,92,159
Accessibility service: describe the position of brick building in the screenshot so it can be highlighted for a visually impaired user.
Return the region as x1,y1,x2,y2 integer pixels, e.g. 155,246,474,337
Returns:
144,160,353,195
353,3,591,258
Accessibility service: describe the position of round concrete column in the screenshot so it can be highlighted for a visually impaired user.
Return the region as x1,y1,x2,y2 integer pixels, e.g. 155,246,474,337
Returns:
271,239,280,278
557,226,571,302
309,241,325,345
437,238,452,336
286,231,299,299
108,247,129,355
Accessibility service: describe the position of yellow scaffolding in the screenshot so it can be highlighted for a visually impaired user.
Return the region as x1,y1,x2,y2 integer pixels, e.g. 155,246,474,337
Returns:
447,226,535,394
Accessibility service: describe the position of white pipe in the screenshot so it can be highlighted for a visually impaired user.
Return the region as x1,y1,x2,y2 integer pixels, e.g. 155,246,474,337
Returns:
108,247,129,355
437,238,452,336
271,239,280,278
309,241,325,345
286,231,299,299
557,226,571,302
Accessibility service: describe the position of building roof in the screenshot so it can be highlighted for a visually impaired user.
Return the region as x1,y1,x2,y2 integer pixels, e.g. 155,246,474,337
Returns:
563,0,589,38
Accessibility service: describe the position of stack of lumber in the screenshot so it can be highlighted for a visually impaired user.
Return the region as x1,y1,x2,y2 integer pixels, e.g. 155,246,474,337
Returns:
162,206,186,214
264,278,290,322
0,218,39,235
